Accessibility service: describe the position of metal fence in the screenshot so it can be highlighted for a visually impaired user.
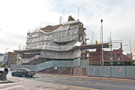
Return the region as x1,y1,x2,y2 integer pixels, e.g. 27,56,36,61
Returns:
10,60,135,79
10,60,74,72
87,66,135,79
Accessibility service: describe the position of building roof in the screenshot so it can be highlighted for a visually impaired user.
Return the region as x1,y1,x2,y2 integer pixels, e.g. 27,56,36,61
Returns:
41,24,62,32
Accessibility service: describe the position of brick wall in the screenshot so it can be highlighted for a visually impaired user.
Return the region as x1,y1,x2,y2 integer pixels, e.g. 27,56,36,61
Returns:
88,49,131,62
7,52,17,65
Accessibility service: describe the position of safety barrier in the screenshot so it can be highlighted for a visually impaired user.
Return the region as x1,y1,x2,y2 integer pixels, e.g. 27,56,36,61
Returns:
73,58,80,66
87,66,135,79
80,60,89,68
0,71,4,80
10,60,135,79
10,60,74,72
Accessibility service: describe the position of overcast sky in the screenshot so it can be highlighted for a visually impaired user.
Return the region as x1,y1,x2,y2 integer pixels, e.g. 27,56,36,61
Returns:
0,0,135,54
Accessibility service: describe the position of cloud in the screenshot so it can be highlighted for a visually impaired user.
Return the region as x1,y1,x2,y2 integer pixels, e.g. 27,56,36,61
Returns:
0,0,135,54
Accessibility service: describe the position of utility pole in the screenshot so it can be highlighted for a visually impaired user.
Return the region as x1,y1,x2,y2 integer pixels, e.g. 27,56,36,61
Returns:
101,19,104,66
129,39,132,66
5,48,9,65
129,39,132,59
110,31,113,66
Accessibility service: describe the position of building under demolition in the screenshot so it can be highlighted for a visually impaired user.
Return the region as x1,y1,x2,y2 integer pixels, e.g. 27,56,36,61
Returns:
11,16,135,78
16,16,87,64
13,16,110,75
15,16,109,64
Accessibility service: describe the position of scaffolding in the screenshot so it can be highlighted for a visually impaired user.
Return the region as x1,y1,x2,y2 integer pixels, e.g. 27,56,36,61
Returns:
15,16,88,65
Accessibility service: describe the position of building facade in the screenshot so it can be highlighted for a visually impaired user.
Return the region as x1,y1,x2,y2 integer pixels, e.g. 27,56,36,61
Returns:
132,41,135,60
126,53,132,59
0,53,4,64
15,16,88,65
7,52,17,66
81,48,132,66
0,52,17,66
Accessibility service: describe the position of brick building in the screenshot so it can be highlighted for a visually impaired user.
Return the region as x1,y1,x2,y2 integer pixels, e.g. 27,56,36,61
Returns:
126,53,132,59
82,49,132,66
7,52,17,66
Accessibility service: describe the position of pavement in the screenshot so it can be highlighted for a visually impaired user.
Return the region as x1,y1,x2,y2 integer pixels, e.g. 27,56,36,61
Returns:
0,68,19,84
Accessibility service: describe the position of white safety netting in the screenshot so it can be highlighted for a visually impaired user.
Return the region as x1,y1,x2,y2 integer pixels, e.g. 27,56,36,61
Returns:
40,49,81,59
17,49,81,65
17,55,40,64
17,20,85,60
26,23,81,51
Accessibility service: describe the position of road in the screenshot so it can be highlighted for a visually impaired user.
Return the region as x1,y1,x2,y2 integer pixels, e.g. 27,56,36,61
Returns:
28,73,135,90
0,67,135,90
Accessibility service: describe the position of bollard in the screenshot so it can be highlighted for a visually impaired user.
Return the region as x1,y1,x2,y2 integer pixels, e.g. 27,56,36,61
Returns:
0,71,4,80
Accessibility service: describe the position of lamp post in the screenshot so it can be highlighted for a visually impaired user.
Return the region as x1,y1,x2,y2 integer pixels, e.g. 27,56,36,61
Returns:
101,19,104,66
5,48,9,64
5,48,9,54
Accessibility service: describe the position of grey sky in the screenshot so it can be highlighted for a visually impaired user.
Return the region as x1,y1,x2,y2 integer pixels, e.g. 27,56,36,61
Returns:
0,0,135,54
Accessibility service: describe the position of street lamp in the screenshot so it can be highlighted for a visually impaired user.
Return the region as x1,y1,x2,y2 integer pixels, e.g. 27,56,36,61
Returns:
5,48,9,64
5,48,9,54
101,19,104,66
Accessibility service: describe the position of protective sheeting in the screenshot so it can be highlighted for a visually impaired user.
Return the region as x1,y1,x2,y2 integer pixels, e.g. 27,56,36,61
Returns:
87,66,135,79
18,55,40,64
17,20,85,61
53,34,78,42
62,20,81,26
27,32,79,43
40,49,81,59
26,41,82,52
26,23,80,52
17,49,81,65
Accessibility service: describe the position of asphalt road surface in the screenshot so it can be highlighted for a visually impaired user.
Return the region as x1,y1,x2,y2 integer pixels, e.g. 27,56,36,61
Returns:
28,74,135,90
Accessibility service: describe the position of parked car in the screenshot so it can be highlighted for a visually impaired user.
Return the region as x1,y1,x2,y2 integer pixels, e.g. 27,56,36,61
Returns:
11,68,35,77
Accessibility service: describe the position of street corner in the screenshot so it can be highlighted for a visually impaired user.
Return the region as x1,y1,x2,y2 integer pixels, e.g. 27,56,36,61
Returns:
6,77,20,83
0,80,9,84
0,79,14,84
